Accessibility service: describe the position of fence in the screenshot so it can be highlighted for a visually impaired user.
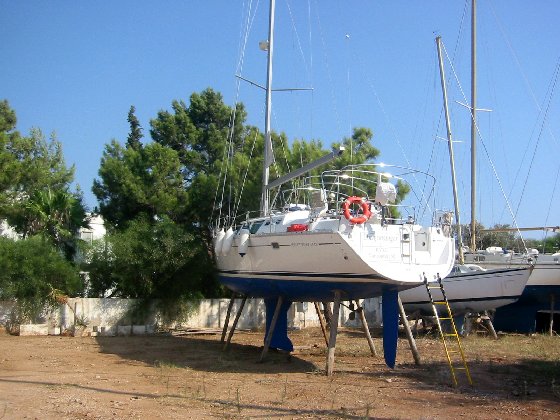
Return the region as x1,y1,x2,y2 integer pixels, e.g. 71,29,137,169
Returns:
0,297,382,336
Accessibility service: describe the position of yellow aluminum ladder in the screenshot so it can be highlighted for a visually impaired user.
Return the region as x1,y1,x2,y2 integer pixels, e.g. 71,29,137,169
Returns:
424,274,473,387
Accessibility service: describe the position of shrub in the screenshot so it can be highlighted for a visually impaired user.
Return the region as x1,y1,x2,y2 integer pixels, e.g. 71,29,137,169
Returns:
0,236,82,322
84,215,220,299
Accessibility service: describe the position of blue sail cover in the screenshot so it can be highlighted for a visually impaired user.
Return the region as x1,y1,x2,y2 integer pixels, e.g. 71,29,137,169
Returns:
382,289,399,369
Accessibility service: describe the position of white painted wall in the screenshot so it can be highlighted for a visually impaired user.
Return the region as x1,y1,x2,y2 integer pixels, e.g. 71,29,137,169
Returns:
0,297,382,336
79,214,106,244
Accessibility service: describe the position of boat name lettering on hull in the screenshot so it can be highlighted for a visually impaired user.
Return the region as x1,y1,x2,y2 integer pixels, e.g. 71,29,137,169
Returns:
371,235,399,242
371,247,399,253
368,247,400,261
291,242,319,247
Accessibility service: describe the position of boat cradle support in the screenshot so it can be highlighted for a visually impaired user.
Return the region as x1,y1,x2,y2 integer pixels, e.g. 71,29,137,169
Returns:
221,294,248,351
220,290,425,376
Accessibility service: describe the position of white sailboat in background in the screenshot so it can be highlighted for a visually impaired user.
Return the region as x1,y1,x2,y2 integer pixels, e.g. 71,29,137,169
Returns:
455,0,559,332
465,243,560,332
213,0,455,366
400,263,531,316
400,35,531,318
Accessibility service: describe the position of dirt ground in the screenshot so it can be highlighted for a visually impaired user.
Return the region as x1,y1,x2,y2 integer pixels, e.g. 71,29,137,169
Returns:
1,327,559,419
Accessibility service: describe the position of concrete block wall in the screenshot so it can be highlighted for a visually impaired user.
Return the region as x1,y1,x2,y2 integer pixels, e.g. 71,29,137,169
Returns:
1,297,383,335
17,324,49,336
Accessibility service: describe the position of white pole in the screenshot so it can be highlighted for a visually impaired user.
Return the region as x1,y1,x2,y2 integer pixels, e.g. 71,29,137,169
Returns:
261,0,276,216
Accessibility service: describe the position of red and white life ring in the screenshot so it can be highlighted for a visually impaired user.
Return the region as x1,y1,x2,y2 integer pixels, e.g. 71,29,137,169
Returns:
342,196,371,224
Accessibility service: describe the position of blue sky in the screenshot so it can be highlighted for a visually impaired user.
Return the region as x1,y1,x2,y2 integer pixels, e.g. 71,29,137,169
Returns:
1,1,559,240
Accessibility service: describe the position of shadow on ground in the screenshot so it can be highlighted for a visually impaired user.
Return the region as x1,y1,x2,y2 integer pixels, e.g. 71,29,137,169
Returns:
94,329,560,405
95,333,318,374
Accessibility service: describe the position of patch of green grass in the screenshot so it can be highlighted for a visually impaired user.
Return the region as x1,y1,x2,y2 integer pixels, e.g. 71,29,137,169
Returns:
154,360,182,369
215,356,241,370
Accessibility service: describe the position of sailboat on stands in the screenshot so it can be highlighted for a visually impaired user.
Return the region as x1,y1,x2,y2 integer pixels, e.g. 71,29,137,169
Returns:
213,0,455,368
401,36,531,319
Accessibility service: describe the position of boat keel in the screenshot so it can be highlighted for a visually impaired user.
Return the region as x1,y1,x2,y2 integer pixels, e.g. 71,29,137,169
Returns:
264,297,294,352
382,289,399,369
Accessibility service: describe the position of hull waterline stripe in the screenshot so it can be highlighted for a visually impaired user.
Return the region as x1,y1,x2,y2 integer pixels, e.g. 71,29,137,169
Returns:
404,294,522,306
219,270,390,281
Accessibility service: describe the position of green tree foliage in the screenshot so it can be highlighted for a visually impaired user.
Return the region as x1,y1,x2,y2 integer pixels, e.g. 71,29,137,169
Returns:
461,222,525,252
92,89,389,299
271,128,381,184
0,100,87,259
460,223,560,254
85,216,220,299
0,236,82,321
93,93,240,299
0,100,19,198
93,140,187,228
0,126,74,210
479,224,519,251
541,233,560,253
150,89,246,180
506,233,559,254
23,188,87,259
93,101,192,228
335,127,380,168
126,105,143,150
149,89,250,229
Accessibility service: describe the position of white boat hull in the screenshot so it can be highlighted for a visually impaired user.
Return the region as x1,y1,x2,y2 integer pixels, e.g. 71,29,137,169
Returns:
400,266,532,315
460,254,560,331
465,253,559,287
217,219,455,301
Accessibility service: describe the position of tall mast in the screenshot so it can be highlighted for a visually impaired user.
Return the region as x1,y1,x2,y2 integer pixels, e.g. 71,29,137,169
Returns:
470,0,477,250
261,0,276,216
436,36,464,264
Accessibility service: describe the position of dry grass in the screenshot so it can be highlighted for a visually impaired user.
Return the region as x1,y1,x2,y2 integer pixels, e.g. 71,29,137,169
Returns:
2,328,560,418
